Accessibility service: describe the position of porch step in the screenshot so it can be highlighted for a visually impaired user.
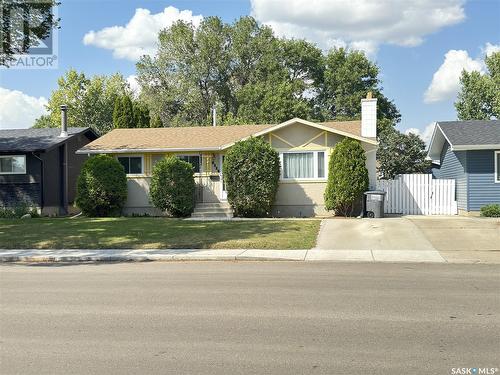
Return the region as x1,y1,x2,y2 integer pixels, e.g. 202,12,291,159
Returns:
190,202,233,219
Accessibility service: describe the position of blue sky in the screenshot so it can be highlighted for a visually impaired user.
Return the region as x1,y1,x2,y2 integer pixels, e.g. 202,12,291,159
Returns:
1,0,499,140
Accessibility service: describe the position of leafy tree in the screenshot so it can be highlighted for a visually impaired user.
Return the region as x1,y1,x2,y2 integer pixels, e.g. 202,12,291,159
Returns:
149,157,195,217
1,0,60,67
223,137,280,217
34,69,130,134
455,52,500,120
75,155,127,217
32,114,52,128
324,138,369,216
112,95,135,128
133,101,150,128
150,114,163,128
377,129,430,179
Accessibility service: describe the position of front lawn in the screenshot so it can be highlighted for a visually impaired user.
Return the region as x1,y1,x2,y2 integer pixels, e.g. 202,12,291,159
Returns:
0,218,320,249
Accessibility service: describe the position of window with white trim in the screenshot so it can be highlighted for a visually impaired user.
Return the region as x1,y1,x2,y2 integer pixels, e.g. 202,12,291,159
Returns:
0,155,26,174
280,151,327,180
495,151,500,183
117,156,143,175
177,155,201,173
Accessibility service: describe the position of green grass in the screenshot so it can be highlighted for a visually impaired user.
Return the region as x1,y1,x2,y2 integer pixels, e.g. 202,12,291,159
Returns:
0,218,320,249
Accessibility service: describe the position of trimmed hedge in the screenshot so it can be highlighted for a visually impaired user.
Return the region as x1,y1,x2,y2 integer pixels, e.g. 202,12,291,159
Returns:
76,155,127,216
324,138,369,216
149,156,195,217
480,204,500,217
223,137,280,217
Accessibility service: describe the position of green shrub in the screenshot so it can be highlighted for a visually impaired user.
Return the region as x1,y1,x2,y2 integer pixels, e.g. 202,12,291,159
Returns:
76,155,127,216
149,156,195,217
480,204,500,217
0,202,39,218
324,138,369,216
223,137,280,217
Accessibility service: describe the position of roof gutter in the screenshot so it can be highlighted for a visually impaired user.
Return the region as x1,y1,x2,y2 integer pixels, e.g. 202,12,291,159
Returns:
76,146,224,154
451,144,500,151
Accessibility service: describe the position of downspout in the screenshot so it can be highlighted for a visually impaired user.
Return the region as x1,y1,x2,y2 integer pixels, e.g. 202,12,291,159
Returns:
32,152,44,213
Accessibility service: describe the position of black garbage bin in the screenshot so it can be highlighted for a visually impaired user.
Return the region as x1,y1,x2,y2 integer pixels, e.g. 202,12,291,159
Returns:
364,191,386,218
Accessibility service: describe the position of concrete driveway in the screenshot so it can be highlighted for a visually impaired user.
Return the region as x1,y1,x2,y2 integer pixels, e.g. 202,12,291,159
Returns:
315,216,500,263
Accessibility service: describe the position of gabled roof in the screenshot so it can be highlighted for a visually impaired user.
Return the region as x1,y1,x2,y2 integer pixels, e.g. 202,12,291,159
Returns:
428,120,500,161
77,118,376,154
0,127,97,153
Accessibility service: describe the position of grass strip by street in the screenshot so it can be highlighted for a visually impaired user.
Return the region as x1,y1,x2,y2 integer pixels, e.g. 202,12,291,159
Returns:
0,218,320,250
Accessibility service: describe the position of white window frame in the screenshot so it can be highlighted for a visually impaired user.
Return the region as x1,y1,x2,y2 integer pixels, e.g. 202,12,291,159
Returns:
117,155,144,176
177,154,202,174
495,151,500,183
279,150,327,181
0,155,26,175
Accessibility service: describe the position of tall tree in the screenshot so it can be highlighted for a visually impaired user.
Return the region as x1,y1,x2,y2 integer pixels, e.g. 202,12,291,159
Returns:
1,0,60,67
34,69,130,134
133,101,151,128
377,129,430,179
149,114,163,128
455,52,500,120
113,95,135,129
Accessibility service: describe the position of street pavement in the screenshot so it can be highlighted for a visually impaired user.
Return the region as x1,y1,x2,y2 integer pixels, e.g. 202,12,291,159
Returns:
1,262,499,375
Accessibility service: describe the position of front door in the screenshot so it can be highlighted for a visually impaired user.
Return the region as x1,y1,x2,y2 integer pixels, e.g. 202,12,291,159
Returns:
220,155,227,200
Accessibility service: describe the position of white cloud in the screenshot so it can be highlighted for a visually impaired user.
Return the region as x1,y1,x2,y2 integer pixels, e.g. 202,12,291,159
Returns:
83,6,203,61
483,42,500,57
0,87,47,129
251,0,465,54
126,75,140,97
404,122,436,145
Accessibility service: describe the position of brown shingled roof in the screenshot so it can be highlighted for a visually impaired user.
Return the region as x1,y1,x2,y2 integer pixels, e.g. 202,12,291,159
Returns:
78,119,374,154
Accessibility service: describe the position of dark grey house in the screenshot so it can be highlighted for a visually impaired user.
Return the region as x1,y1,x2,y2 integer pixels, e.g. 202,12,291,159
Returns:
428,120,500,214
0,126,97,215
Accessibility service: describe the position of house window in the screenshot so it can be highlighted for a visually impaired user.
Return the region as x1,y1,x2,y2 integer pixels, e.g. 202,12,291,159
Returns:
495,151,500,183
151,155,165,168
178,155,201,173
117,156,143,175
0,155,26,174
281,151,326,180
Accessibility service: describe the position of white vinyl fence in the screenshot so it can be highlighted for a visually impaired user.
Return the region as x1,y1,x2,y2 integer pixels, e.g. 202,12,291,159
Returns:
376,174,458,215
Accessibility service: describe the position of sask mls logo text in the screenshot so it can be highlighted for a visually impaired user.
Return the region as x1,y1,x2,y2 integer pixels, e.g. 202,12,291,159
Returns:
0,0,59,69
451,368,499,375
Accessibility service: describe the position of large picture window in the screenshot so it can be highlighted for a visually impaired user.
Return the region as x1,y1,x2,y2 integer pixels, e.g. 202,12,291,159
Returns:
495,151,500,183
280,151,326,180
178,155,201,173
117,156,143,175
0,155,26,174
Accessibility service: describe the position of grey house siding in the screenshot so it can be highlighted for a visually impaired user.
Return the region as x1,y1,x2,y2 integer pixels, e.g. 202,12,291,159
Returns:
438,142,468,211
466,150,500,211
0,153,42,207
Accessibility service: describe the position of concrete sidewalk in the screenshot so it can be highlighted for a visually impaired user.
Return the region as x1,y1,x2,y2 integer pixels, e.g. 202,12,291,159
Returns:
0,248,446,263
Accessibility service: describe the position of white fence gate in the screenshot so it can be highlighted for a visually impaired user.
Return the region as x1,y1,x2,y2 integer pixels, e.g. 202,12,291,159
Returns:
376,174,458,215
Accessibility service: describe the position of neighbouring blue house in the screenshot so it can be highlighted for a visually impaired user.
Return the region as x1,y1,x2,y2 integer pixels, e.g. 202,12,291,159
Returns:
428,120,500,215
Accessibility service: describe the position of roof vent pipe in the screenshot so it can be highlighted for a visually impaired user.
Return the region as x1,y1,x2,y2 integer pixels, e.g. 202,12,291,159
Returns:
212,105,216,127
59,105,68,137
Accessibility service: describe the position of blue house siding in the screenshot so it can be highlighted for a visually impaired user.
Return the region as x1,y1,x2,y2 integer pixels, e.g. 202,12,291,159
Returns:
438,142,468,211
466,150,500,211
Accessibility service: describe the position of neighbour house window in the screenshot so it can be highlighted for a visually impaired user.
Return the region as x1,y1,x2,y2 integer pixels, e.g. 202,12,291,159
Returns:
117,156,143,175
151,155,166,168
0,155,26,174
177,155,201,173
495,151,500,183
280,151,326,180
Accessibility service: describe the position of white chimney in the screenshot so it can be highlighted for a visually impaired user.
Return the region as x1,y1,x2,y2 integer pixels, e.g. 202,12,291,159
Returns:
59,104,68,137
361,92,377,138
212,106,216,127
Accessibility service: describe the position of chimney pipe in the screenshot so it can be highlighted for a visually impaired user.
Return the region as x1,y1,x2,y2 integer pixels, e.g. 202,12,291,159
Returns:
361,92,377,138
212,106,216,127
59,105,68,137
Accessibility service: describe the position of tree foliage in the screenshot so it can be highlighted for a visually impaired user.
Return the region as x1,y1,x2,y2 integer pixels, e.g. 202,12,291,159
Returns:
75,155,127,217
149,157,195,217
223,137,280,217
136,16,399,128
112,95,135,128
149,114,163,128
377,129,430,179
34,69,130,134
324,139,369,216
1,0,60,67
455,52,500,120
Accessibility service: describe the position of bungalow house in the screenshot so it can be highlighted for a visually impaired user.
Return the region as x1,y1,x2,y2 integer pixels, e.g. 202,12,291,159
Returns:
428,120,500,215
77,96,378,217
0,106,97,215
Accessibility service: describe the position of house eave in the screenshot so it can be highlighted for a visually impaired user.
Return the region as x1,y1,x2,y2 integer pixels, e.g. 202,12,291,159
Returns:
451,144,500,151
76,146,223,155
